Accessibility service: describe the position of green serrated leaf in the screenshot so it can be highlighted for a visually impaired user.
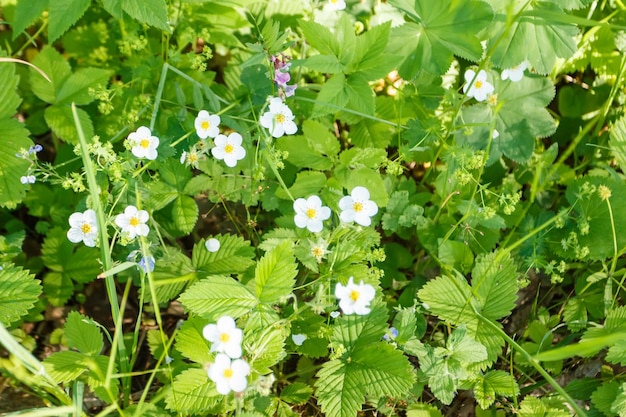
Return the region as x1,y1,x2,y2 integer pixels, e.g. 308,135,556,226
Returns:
0,59,21,120
313,73,348,117
471,251,518,320
41,228,101,285
165,368,223,414
247,322,288,374
43,350,90,384
44,105,94,145
43,272,73,306
298,19,340,57
610,116,626,172
418,273,475,325
473,370,519,409
56,68,112,105
101,0,122,18
0,266,41,326
175,317,212,364
179,275,257,320
592,381,621,416
192,235,255,276
253,241,297,304
0,119,31,209
122,0,170,31
332,303,388,351
12,0,49,39
65,311,103,356
30,46,72,104
389,0,493,77
448,325,487,364
351,119,394,149
485,1,578,74
275,171,327,200
280,382,313,405
172,195,198,235
48,0,91,43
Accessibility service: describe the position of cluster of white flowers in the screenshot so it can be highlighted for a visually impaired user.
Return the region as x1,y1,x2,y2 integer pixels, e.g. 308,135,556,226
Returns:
327,0,346,11
67,205,150,247
203,316,251,395
463,61,528,102
293,186,378,233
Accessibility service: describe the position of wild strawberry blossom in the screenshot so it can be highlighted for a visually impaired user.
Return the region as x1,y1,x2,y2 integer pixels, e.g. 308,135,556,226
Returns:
501,60,528,82
207,353,250,395
67,209,98,247
335,277,376,315
293,196,331,233
195,110,221,139
211,132,246,168
339,186,378,226
463,69,495,102
115,205,150,239
260,97,298,138
128,126,159,160
327,0,347,11
203,316,243,359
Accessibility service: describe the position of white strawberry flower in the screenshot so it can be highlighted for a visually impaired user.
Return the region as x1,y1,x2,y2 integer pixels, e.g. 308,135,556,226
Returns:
114,205,150,239
67,209,99,247
260,97,298,138
327,0,346,10
128,126,159,160
463,69,495,102
203,316,243,359
211,132,246,168
207,353,250,395
195,110,221,139
293,195,331,233
501,61,528,82
338,186,378,226
335,276,376,315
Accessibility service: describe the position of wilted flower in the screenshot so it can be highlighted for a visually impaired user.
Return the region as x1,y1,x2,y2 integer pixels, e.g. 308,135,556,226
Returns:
339,186,378,226
260,97,298,138
311,239,330,262
195,110,221,139
203,316,243,359
115,205,150,239
128,126,159,160
463,69,494,102
501,61,528,82
211,132,246,167
180,149,201,168
293,195,331,233
335,277,375,315
208,353,250,395
67,209,98,247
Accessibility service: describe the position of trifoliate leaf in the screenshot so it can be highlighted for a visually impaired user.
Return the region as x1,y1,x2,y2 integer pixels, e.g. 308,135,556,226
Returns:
418,273,475,325
192,235,255,276
175,317,212,364
518,396,570,417
485,1,578,74
64,311,103,357
0,266,41,326
246,322,289,374
179,275,257,320
447,326,488,364
56,68,112,106
165,368,223,414
48,0,90,42
389,0,493,77
253,241,297,304
473,370,519,409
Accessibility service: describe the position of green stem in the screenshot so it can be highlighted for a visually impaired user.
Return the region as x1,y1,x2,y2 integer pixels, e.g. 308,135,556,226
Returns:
71,103,130,403
478,316,587,417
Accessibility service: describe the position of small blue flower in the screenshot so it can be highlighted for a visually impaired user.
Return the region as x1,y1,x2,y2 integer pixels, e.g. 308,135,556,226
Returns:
383,327,399,341
138,256,155,273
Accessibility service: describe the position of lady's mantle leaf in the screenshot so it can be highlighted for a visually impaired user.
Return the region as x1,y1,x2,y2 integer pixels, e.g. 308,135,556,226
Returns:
389,0,493,77
0,266,41,325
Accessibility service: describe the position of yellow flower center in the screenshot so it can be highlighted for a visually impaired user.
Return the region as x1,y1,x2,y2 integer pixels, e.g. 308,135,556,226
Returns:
189,153,198,163
129,217,140,227
220,333,230,343
201,121,210,130
224,144,234,154
350,290,360,302
275,114,286,124
312,247,324,258
223,368,233,378
353,202,364,212
306,208,317,219
81,223,92,233
474,80,483,89
140,138,150,149
488,94,498,106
